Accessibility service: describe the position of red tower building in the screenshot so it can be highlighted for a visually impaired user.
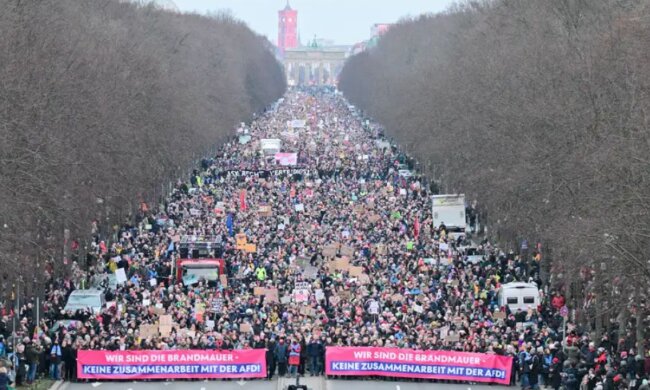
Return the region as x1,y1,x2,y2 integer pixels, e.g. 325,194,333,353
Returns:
278,1,298,55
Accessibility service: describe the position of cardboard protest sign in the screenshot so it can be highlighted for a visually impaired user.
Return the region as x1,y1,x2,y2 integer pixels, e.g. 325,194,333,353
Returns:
212,298,223,313
445,334,460,343
321,243,340,258
300,306,315,317
239,323,252,333
338,290,351,300
375,244,387,255
244,243,257,253
264,288,279,303
340,245,355,257
219,274,228,288
331,257,350,271
315,289,325,301
159,325,172,337
139,324,159,339
275,153,298,166
368,300,380,315
293,282,311,302
295,281,311,290
236,233,247,249
322,247,338,258
159,315,173,326
115,268,127,284
280,296,292,305
295,256,309,268
438,326,450,339
349,266,363,277
493,311,507,320
303,265,319,280
258,205,272,217
253,287,265,296
358,274,371,285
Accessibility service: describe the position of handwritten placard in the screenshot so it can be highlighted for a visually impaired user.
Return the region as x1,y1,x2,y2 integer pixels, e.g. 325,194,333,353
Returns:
349,266,363,277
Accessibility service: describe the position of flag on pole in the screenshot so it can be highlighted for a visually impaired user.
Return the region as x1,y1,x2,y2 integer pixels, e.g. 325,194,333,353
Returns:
413,216,420,239
226,214,234,237
239,189,247,211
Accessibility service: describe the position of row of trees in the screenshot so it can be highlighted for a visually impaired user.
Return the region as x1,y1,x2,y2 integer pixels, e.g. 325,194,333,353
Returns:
340,0,650,349
0,0,285,298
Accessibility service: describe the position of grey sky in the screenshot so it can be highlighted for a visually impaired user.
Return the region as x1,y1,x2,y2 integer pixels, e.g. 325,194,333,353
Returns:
171,0,456,45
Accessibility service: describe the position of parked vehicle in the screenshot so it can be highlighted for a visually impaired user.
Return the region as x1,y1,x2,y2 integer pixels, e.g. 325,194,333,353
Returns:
498,282,540,312
432,194,467,238
63,290,105,314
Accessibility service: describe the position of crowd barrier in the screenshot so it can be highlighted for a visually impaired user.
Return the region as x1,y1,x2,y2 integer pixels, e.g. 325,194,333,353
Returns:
77,349,266,380
325,347,512,385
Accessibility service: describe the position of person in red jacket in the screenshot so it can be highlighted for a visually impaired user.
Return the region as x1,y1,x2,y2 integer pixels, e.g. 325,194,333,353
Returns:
551,292,565,310
288,339,301,377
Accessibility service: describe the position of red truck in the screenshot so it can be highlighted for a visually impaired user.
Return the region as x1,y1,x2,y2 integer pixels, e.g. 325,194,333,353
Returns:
176,235,225,285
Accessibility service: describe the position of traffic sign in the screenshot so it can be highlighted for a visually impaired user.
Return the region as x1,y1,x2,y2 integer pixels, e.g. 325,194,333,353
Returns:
560,305,569,317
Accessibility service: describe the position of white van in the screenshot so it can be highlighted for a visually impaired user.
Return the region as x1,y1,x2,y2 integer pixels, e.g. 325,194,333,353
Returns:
498,282,540,312
64,290,106,314
260,138,281,155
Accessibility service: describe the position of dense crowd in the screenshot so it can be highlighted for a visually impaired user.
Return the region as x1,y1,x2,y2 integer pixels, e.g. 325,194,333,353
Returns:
1,88,650,390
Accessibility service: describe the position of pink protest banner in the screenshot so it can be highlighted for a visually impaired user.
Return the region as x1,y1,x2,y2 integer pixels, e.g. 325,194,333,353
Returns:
274,152,298,166
325,347,512,385
77,349,266,380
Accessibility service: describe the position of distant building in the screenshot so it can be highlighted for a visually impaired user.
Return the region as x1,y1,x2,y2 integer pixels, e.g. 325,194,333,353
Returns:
349,23,393,56
284,45,349,86
278,1,298,55
277,3,349,86
371,23,392,37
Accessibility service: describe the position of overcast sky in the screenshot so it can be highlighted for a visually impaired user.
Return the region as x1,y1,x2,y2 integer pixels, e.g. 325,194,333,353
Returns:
172,0,456,45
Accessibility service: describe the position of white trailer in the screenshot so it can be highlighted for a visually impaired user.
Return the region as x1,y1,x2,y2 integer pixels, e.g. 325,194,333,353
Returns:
432,194,467,238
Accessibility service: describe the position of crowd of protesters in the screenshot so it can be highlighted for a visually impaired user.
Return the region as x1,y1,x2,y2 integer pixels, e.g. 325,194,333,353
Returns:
0,88,649,390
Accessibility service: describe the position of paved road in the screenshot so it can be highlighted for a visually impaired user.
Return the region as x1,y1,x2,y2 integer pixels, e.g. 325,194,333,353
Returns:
327,380,511,390
60,379,274,390
59,378,512,390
